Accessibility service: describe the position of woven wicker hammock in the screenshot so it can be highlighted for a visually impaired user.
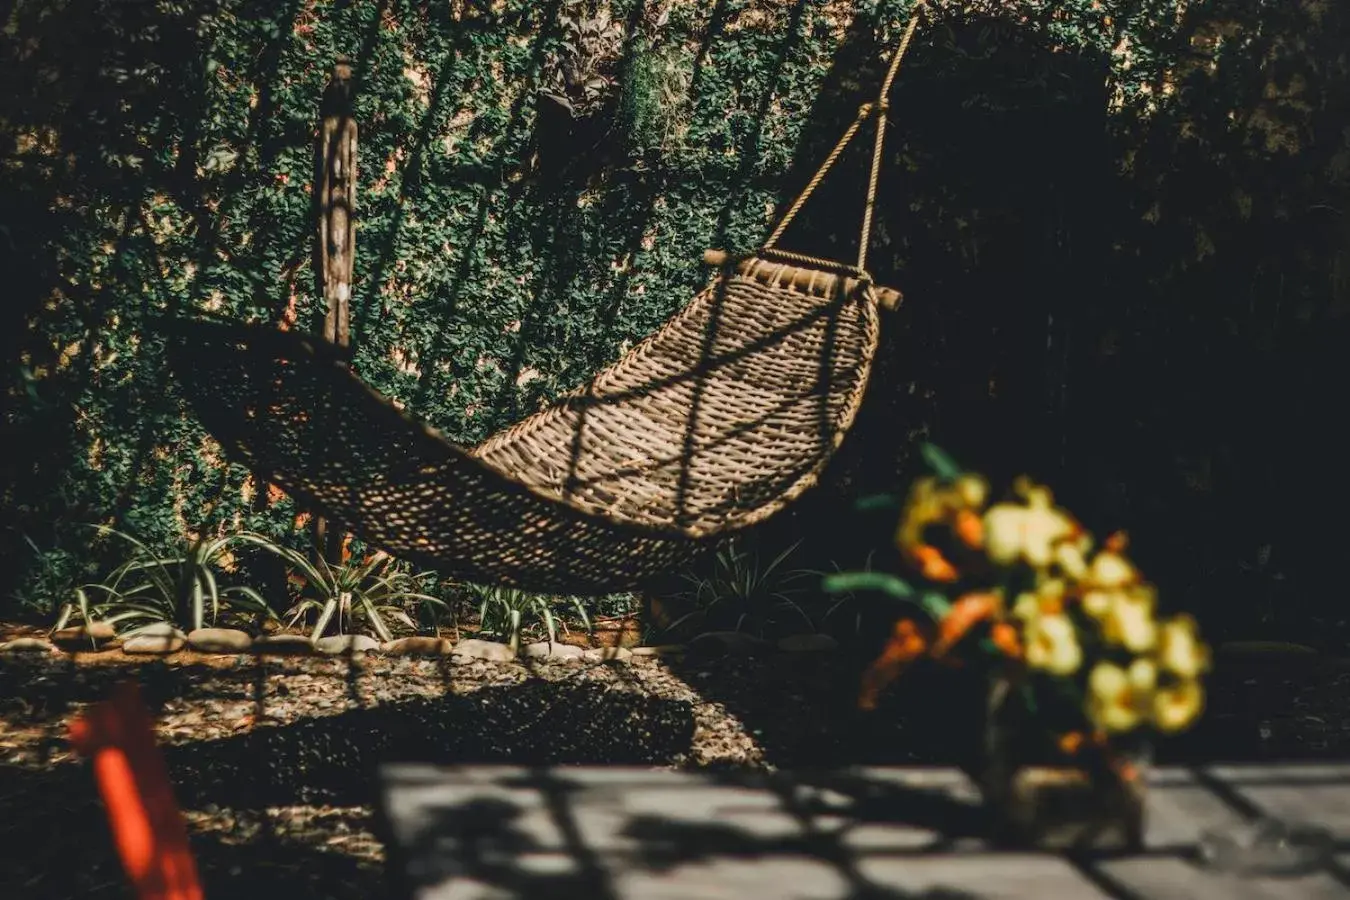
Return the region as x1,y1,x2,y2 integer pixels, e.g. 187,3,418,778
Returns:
167,11,925,595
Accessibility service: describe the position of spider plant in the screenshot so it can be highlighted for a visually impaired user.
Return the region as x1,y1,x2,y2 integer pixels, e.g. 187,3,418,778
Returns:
264,542,446,643
468,584,592,654
664,538,817,640
54,525,277,638
16,533,82,617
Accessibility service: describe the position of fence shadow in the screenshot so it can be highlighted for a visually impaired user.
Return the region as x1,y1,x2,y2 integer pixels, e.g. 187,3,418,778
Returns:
382,765,988,900
377,762,1350,899
0,651,692,897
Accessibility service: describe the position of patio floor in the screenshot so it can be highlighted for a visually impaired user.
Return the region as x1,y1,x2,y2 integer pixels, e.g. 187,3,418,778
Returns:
379,763,1350,899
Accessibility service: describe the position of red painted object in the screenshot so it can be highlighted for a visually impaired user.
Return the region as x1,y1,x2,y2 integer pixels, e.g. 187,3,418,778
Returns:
68,680,204,900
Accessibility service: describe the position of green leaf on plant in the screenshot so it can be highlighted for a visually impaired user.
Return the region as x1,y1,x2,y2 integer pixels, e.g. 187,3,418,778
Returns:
854,493,899,512
823,571,914,599
918,591,954,621
920,443,964,482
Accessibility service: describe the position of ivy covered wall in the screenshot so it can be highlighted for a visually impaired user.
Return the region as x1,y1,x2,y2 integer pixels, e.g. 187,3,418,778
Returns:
2,1,1347,642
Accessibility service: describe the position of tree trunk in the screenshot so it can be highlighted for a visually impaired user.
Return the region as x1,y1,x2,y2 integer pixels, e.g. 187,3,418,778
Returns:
311,57,358,566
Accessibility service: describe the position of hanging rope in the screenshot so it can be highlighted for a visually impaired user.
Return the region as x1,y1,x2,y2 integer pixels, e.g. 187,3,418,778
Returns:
760,1,928,279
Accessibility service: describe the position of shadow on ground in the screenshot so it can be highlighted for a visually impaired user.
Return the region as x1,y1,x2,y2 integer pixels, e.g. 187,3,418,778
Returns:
662,641,1350,772
0,759,388,899
3,642,1350,898
383,765,992,900
378,764,1350,900
0,656,693,899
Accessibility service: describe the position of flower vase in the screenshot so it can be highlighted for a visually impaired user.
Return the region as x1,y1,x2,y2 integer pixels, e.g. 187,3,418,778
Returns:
976,675,1148,852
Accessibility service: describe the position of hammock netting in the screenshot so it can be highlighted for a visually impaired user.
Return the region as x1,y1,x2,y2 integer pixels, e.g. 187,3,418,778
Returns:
167,255,893,594
167,6,926,594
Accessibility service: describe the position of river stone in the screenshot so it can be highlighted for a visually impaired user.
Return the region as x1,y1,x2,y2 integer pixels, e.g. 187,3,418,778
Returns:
0,638,59,654
583,646,633,664
451,638,516,662
315,634,380,656
522,641,585,661
122,629,187,655
187,627,254,653
252,634,314,655
777,633,840,653
52,621,118,650
381,636,452,656
629,644,685,658
134,621,185,638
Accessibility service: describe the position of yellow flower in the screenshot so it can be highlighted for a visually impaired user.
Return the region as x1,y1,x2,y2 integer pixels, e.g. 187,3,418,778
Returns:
1088,659,1157,733
953,474,989,510
1012,578,1069,623
1011,476,1053,506
1011,591,1040,622
1081,539,1145,619
1055,536,1091,579
984,504,1029,565
1087,548,1139,588
982,479,1084,571
1156,614,1211,679
1153,678,1205,733
1081,588,1114,619
984,504,1076,569
895,477,941,546
1100,584,1159,653
896,475,989,578
1023,612,1083,675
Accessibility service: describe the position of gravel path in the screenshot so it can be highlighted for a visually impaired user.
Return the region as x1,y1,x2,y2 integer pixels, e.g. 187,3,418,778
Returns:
0,649,780,899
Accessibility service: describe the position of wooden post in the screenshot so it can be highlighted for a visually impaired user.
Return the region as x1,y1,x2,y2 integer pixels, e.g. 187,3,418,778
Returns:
311,57,358,566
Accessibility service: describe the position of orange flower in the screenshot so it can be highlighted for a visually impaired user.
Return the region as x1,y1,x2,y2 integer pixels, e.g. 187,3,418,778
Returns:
1105,743,1143,784
990,621,1022,658
1057,731,1087,756
880,619,927,662
912,544,959,582
1058,731,1142,784
895,475,988,582
859,619,928,710
954,508,984,549
930,592,1000,658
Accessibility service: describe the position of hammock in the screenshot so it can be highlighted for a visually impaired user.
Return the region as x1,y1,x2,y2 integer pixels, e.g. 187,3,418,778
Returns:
167,10,924,595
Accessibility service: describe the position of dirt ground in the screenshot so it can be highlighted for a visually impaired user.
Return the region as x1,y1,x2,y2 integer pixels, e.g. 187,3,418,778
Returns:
2,624,1347,899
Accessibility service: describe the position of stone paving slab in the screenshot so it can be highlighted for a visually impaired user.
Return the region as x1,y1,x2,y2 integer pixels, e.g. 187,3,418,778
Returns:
378,765,1350,899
